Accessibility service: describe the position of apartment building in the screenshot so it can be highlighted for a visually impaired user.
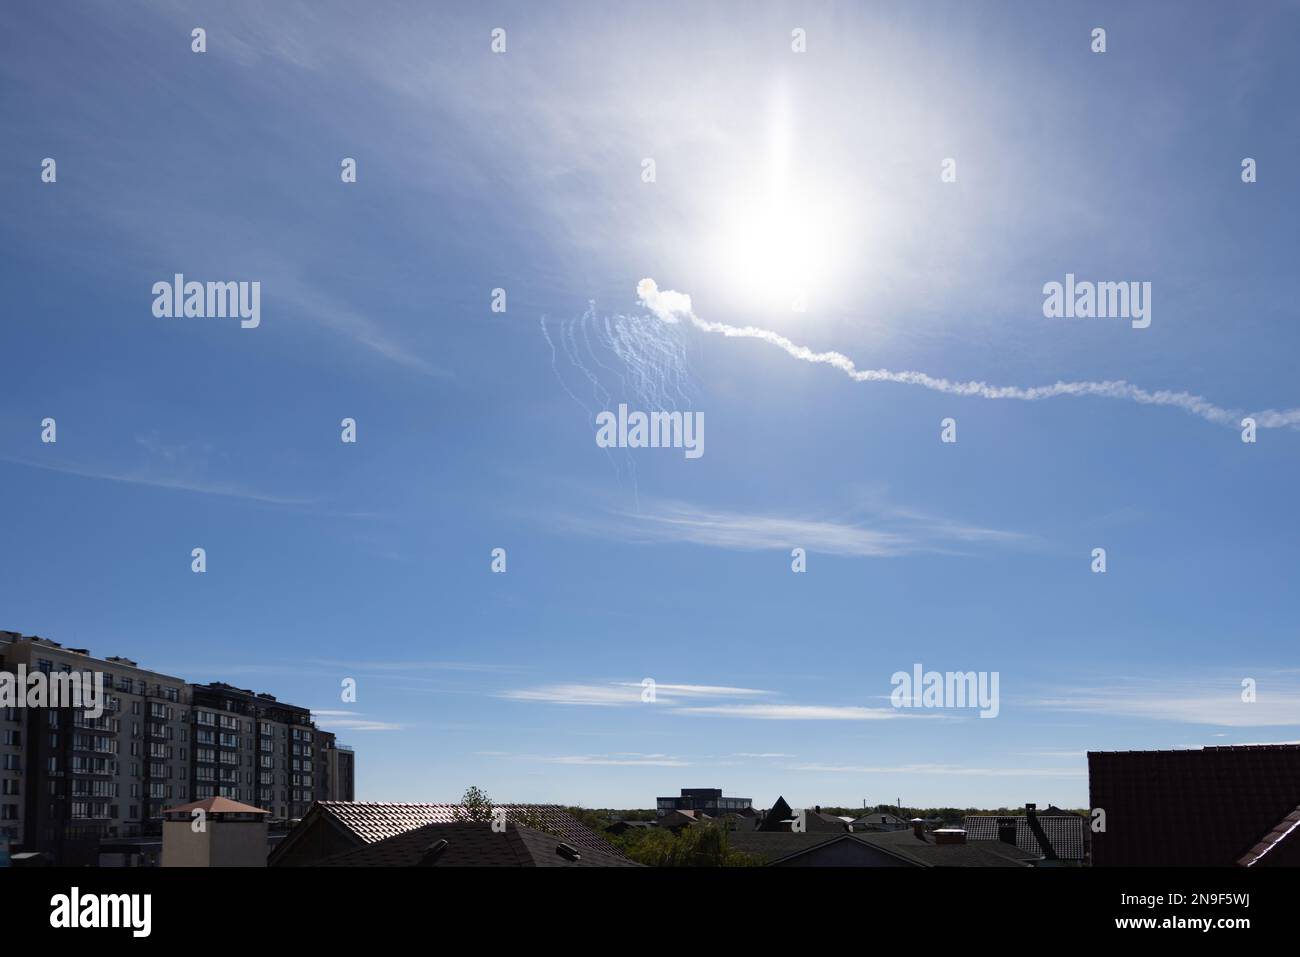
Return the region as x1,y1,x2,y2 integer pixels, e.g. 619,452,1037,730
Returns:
0,631,190,865
189,681,350,823
1,630,356,864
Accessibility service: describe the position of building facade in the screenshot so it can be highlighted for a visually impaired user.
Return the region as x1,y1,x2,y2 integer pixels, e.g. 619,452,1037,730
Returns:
189,681,348,822
0,630,355,864
655,788,752,817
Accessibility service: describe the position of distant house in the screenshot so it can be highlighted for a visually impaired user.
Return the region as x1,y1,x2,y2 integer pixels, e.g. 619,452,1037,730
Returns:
963,804,1088,863
656,809,708,831
1089,744,1300,866
755,797,848,833
269,802,619,867
729,823,1036,867
851,811,910,832
319,821,641,867
605,820,656,837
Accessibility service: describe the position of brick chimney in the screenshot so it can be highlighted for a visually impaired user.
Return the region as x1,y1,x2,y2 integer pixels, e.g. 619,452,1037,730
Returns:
934,828,967,845
910,817,926,838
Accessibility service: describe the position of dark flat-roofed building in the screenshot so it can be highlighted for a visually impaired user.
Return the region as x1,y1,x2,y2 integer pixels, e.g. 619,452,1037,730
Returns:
656,787,752,817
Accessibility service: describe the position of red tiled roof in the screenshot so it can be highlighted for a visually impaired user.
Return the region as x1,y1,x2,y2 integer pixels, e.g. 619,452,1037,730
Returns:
1089,745,1300,866
164,797,270,816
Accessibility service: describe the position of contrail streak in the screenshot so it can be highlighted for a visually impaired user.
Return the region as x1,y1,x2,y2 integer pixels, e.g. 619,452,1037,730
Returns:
636,279,1300,429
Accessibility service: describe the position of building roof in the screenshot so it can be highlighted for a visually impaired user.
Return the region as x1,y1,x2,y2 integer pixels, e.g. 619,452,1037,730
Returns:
1237,803,1300,867
163,797,270,817
855,828,1037,867
320,821,641,867
274,801,617,859
1089,744,1300,866
963,814,1087,861
727,829,1036,867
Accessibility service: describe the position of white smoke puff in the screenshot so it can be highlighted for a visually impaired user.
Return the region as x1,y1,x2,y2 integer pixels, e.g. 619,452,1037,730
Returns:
637,277,692,324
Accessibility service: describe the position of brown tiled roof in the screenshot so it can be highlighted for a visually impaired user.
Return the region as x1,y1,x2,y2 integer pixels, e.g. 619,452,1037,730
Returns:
312,802,616,853
321,821,641,867
1089,744,1300,866
163,797,269,817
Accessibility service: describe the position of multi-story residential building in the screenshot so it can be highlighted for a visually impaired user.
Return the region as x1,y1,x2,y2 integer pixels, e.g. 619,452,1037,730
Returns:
1,630,356,864
0,631,190,865
327,744,356,802
188,682,349,823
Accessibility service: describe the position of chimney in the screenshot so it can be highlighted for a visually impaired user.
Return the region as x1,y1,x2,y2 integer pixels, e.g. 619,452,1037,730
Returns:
934,828,967,845
910,817,926,839
814,806,821,814
996,816,1018,845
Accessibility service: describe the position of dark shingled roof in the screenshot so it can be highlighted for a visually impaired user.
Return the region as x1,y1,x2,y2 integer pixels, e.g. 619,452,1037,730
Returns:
321,821,641,867
727,830,1036,867
963,814,1088,861
1089,745,1300,866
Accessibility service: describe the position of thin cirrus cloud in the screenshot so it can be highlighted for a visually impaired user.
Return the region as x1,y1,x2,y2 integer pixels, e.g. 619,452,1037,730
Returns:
540,753,692,767
310,710,405,732
500,681,917,721
498,681,772,707
0,454,311,507
1034,675,1300,728
677,704,907,721
785,762,1085,778
555,497,1031,558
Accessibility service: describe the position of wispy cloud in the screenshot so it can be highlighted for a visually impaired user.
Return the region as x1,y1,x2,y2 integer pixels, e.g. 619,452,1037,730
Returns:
555,496,1031,558
310,709,404,732
786,762,1085,778
676,703,908,721
0,455,311,506
499,681,771,707
1035,675,1300,727
539,753,692,767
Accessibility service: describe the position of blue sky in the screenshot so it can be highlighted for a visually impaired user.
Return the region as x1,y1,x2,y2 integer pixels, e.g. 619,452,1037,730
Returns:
2,1,1299,811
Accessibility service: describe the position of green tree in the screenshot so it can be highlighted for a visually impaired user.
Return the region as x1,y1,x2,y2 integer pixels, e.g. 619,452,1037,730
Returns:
456,785,494,822
619,822,762,867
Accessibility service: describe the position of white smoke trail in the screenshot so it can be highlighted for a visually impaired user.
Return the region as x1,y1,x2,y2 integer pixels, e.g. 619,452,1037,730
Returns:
635,279,1300,429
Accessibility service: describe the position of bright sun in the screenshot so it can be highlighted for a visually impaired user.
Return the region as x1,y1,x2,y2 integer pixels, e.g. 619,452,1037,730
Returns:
706,87,849,316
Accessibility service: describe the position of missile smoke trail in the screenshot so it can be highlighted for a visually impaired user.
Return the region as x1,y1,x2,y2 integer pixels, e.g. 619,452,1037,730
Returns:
635,279,1300,430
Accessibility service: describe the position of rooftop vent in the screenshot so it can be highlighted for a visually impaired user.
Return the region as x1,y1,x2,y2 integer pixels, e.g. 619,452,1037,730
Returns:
418,839,449,866
555,842,582,862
